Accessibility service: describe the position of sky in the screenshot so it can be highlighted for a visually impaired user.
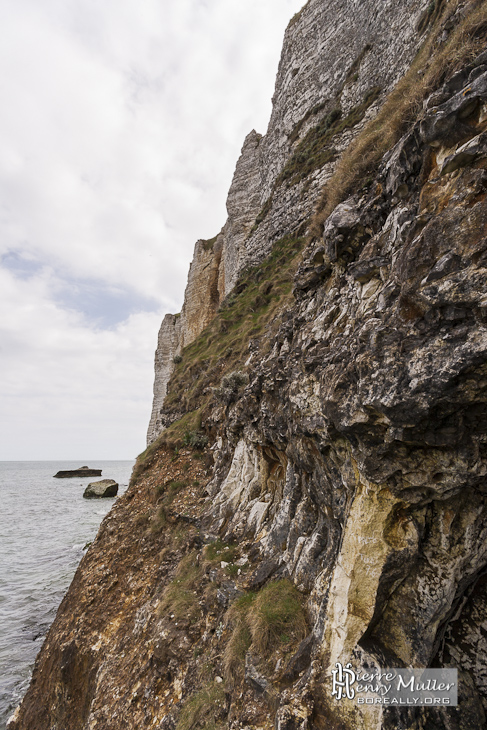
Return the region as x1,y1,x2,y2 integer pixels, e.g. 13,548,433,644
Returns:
0,0,305,460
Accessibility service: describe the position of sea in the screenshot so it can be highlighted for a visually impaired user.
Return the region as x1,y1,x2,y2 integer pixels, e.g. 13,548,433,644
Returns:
0,460,134,730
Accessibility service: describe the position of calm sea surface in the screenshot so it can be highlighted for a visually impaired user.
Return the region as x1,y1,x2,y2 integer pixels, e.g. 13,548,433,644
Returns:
0,460,134,729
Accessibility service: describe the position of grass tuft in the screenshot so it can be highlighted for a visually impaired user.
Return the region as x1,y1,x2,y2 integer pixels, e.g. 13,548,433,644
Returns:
158,552,203,622
204,540,238,564
223,580,307,683
223,593,256,682
310,0,487,236
176,681,226,730
249,580,308,655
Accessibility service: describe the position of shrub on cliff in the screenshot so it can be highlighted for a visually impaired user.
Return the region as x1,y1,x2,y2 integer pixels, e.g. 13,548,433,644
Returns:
183,430,208,449
212,371,248,404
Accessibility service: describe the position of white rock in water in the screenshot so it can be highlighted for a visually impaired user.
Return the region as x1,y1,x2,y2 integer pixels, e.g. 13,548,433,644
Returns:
6,706,20,728
83,479,118,499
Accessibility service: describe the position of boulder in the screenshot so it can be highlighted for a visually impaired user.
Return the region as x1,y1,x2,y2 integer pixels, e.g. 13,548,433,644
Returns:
83,479,118,499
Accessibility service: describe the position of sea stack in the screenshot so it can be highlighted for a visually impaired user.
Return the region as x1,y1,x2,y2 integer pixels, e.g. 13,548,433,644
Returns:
53,466,102,478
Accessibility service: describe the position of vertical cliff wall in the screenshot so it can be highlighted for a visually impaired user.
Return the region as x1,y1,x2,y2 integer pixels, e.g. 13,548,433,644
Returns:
10,2,487,730
147,235,224,443
147,0,431,445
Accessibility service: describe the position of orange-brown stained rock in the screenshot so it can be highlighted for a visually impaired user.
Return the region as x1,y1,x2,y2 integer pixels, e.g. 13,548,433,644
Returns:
10,448,280,730
10,449,213,730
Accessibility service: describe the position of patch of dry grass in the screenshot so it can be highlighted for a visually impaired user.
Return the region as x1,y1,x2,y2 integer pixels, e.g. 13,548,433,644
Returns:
204,539,239,565
176,681,226,730
310,0,487,236
223,592,255,682
223,580,308,683
249,580,308,654
162,234,305,419
158,551,203,622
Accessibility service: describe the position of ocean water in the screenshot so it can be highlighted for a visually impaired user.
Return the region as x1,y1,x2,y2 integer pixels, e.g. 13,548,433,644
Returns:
0,460,134,729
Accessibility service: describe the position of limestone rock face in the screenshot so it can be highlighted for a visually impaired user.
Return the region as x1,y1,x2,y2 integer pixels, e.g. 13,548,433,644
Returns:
147,234,225,446
243,0,429,265
178,236,224,347
221,130,263,293
146,313,182,444
147,0,433,445
201,56,487,728
221,0,433,283
83,480,118,499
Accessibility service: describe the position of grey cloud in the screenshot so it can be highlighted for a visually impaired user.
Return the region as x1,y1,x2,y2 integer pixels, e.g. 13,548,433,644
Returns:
0,0,304,458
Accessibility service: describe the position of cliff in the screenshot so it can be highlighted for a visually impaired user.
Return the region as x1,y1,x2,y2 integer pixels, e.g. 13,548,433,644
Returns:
10,1,487,730
148,0,432,445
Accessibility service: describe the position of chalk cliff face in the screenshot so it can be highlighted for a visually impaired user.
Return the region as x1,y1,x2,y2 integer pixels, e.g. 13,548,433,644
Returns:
147,236,224,442
147,0,430,445
11,1,487,730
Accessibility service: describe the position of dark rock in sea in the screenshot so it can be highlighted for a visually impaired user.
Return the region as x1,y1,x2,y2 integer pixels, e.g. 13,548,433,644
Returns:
83,480,118,499
53,466,102,478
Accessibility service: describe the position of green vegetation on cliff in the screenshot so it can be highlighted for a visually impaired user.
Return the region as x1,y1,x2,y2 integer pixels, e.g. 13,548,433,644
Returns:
279,86,381,188
224,580,308,683
311,0,487,234
13,2,487,729
162,233,305,421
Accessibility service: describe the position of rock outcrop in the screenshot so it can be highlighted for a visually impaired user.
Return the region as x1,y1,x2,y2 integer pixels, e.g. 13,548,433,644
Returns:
53,467,102,478
11,2,487,730
83,480,118,499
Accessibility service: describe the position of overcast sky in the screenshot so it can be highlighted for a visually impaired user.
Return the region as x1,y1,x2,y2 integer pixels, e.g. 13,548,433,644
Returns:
0,0,304,460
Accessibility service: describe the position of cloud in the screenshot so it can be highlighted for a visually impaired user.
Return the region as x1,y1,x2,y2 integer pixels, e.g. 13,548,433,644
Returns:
0,0,304,459
0,266,160,458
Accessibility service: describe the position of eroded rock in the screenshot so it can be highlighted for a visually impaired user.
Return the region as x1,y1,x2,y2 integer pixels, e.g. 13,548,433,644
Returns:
83,479,118,499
